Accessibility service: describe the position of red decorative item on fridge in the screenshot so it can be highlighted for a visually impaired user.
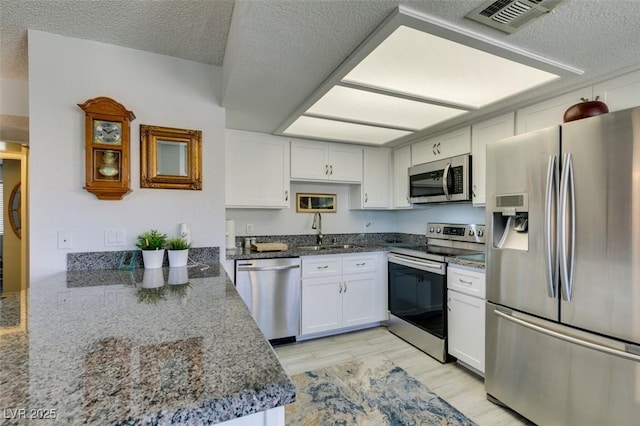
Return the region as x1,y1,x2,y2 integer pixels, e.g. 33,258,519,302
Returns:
563,96,609,123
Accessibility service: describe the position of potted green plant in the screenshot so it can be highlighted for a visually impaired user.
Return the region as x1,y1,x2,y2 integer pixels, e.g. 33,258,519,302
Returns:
166,237,191,267
136,229,168,269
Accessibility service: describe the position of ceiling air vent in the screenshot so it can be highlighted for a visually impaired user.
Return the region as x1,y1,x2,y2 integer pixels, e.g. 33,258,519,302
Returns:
466,0,567,34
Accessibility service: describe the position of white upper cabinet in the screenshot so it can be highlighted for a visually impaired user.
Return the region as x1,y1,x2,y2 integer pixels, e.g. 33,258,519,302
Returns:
411,126,471,165
471,112,514,206
593,69,640,112
515,88,592,134
290,139,362,183
350,147,391,209
392,145,412,209
225,130,290,208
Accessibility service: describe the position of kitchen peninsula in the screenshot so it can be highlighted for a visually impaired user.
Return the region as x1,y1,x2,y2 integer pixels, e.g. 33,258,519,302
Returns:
0,262,295,425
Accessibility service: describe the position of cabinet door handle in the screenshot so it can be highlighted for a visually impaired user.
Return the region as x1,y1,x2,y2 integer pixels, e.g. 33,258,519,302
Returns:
285,190,289,201
458,278,473,285
339,283,343,293
325,164,329,175
330,164,333,175
436,142,441,154
364,193,368,203
356,262,366,266
317,265,329,269
432,144,437,155
343,282,347,293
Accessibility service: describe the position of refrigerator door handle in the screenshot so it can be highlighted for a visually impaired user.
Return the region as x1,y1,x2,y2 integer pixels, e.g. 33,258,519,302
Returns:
559,153,576,301
442,162,451,200
544,155,558,299
493,308,640,362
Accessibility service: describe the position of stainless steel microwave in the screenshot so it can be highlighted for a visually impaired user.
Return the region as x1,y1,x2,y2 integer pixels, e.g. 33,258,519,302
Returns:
408,154,472,204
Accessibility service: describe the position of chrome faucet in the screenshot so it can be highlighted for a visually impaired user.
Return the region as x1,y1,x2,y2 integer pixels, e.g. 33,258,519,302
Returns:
312,212,323,245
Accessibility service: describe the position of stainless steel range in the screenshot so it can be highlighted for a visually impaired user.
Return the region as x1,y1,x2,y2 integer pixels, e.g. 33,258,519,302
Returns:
387,222,485,362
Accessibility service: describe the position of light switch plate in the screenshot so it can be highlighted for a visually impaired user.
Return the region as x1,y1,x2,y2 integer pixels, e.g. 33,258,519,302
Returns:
58,232,72,249
105,229,126,246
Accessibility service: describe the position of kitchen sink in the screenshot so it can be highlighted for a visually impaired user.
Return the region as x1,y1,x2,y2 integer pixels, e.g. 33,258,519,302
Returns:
295,244,359,251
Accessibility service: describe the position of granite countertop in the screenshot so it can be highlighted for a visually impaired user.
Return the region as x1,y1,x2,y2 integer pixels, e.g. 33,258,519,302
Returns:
0,263,295,425
228,242,486,269
227,244,390,260
445,254,486,269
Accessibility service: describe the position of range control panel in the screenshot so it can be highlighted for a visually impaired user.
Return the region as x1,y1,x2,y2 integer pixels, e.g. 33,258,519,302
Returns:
427,222,486,244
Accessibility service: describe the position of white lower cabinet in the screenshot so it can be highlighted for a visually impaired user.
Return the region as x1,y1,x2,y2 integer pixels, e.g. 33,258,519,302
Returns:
301,253,382,336
447,264,486,375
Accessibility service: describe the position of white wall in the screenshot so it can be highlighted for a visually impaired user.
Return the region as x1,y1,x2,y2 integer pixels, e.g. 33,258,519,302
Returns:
0,79,29,117
227,182,397,238
28,31,226,282
392,204,486,234
227,181,485,239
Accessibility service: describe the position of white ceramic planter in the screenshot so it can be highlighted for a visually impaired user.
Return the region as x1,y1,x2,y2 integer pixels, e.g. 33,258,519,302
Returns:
142,249,165,269
168,249,189,268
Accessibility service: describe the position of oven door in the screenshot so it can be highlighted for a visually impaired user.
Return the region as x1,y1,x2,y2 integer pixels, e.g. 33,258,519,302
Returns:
408,154,471,203
388,253,446,338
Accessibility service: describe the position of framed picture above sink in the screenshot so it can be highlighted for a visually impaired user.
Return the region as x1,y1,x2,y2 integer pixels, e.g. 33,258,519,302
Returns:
296,193,337,213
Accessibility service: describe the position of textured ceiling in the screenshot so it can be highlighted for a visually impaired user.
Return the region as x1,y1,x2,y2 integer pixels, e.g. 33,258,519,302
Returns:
2,0,640,145
0,0,234,80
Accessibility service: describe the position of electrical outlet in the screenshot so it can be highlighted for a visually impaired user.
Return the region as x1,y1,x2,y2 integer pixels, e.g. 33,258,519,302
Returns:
246,223,254,234
58,232,72,249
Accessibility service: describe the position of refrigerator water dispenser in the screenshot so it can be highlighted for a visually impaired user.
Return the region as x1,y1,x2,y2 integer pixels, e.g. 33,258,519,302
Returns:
492,193,529,251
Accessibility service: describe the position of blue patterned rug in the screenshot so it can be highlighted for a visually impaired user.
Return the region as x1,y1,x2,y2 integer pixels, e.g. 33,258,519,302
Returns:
286,355,476,425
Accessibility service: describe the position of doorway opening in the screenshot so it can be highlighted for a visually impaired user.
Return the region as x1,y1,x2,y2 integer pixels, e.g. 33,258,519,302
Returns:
0,141,28,335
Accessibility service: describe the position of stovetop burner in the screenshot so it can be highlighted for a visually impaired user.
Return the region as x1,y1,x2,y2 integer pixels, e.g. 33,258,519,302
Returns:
388,222,486,262
389,244,483,261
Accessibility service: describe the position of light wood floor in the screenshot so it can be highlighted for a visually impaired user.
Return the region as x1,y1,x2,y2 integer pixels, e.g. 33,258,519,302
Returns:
274,326,532,426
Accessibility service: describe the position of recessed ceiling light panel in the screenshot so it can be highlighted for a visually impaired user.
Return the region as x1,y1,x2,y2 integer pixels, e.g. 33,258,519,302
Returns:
275,6,579,146
305,86,468,131
342,25,560,109
283,116,412,145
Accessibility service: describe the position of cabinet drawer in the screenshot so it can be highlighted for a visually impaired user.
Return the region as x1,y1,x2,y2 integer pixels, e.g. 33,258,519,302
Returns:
301,256,342,278
342,254,378,274
447,266,486,298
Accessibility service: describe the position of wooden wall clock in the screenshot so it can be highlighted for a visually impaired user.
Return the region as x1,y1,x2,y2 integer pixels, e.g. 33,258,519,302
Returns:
78,97,135,200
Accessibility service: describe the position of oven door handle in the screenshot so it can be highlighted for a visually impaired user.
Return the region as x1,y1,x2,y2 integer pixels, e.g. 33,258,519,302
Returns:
388,253,444,274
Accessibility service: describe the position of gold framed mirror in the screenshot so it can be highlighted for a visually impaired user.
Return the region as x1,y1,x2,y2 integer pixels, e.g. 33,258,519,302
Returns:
140,125,202,190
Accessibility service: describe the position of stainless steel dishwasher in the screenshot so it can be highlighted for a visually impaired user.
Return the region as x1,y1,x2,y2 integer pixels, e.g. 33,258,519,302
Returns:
235,257,301,342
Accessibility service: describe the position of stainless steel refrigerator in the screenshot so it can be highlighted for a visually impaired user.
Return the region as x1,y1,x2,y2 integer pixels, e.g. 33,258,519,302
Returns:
485,107,640,425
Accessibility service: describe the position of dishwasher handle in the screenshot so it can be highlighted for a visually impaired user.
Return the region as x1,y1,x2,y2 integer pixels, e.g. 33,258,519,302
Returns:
236,263,300,272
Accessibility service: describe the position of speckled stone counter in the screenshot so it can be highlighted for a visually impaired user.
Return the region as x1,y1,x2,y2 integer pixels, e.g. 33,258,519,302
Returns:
0,263,295,425
227,234,486,270
445,254,486,269
229,244,391,260
227,233,424,260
